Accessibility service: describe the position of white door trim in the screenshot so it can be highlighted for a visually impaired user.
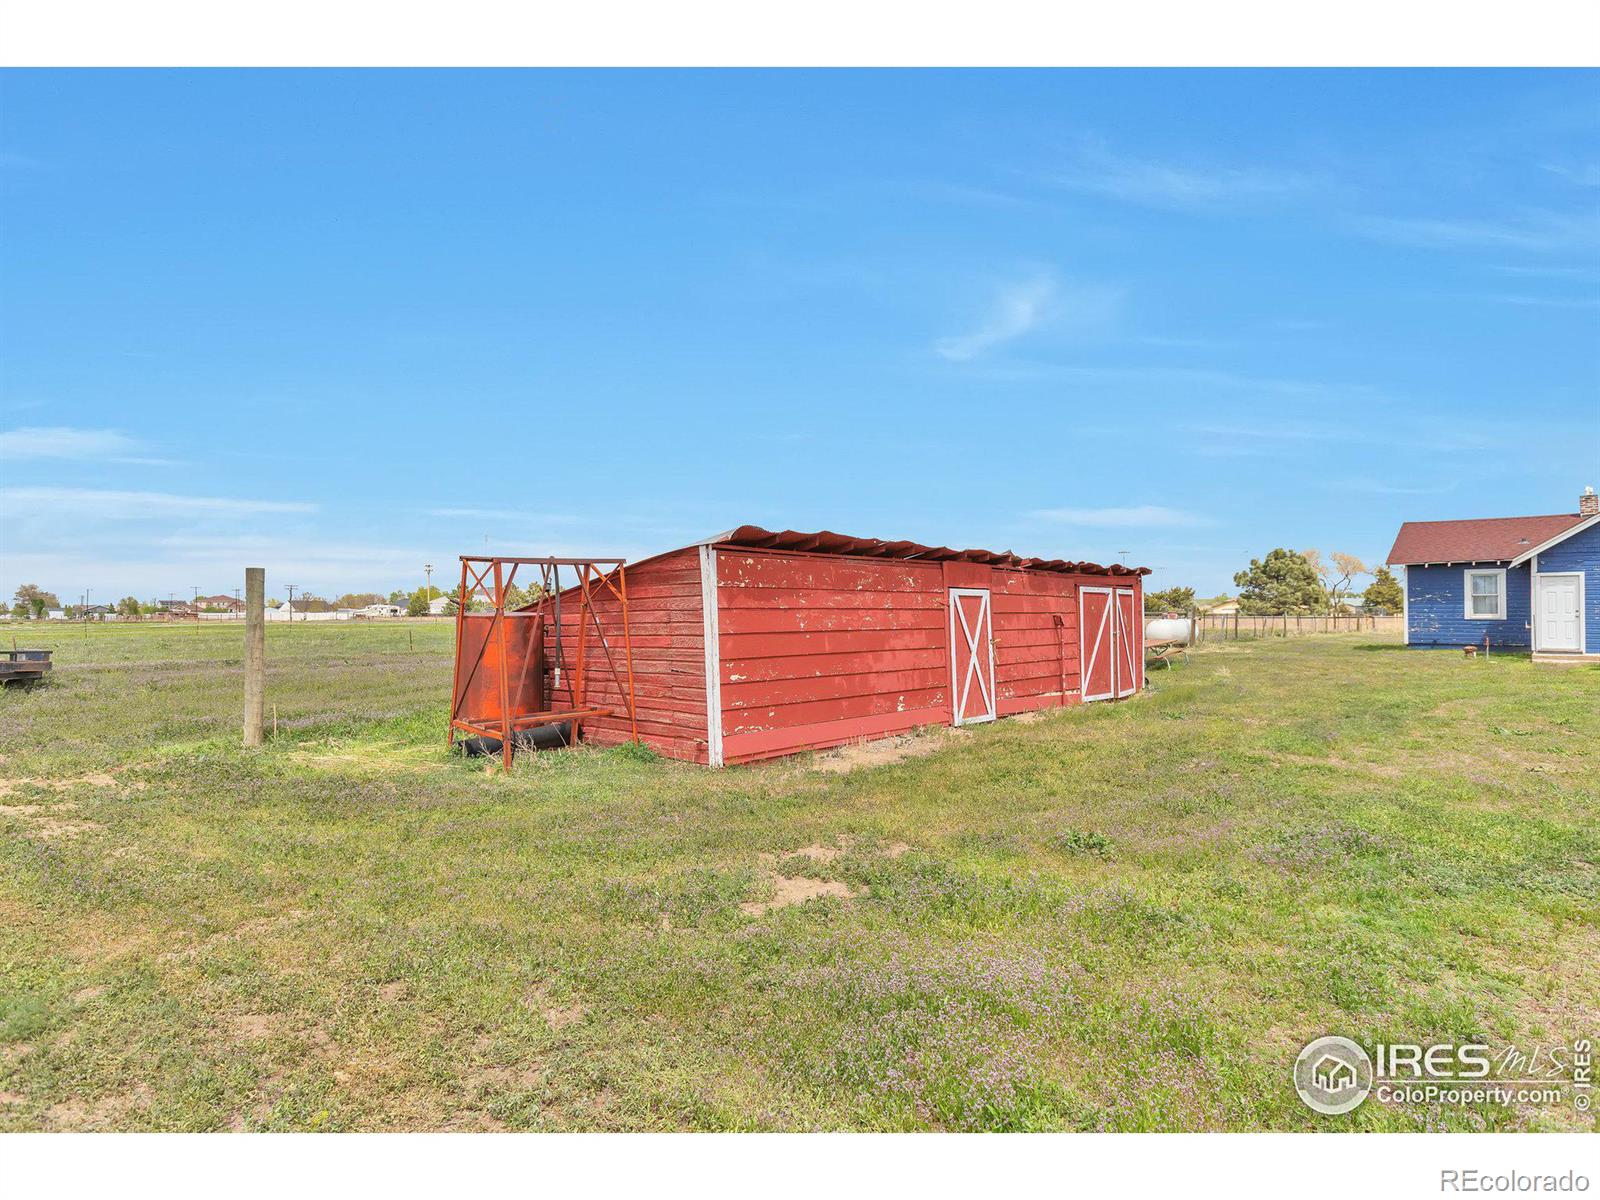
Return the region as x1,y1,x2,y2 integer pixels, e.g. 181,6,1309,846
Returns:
1114,587,1138,698
948,587,996,725
698,544,724,766
1534,570,1585,653
1080,586,1114,702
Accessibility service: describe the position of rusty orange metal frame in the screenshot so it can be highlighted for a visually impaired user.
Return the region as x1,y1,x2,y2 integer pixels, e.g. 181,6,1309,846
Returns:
448,555,640,772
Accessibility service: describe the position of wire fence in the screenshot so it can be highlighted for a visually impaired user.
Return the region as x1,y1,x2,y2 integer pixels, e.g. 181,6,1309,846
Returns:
1190,612,1403,641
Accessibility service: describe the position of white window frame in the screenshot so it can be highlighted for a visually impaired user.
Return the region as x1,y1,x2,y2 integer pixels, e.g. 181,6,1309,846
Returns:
1462,568,1507,621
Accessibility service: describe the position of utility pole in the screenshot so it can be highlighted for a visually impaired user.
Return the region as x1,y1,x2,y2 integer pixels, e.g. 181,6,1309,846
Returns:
243,567,265,747
424,563,433,610
286,584,297,624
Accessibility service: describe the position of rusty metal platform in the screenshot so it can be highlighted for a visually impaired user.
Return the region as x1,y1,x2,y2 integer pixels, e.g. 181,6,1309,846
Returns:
0,648,53,684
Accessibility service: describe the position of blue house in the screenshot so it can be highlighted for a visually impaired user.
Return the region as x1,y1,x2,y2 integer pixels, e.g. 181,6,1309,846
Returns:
1387,488,1600,662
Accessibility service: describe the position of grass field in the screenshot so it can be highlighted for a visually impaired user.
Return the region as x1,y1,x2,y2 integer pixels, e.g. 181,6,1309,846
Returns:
1,621,1595,1132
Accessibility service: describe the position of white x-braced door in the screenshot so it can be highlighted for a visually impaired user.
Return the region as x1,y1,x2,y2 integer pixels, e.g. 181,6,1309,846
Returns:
948,588,997,725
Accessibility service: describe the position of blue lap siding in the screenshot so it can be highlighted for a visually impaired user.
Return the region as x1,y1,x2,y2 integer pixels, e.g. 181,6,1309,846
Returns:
1534,520,1600,654
1405,563,1532,648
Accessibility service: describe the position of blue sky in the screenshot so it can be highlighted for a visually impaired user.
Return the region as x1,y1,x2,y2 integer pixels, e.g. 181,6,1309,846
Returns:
2,69,1597,604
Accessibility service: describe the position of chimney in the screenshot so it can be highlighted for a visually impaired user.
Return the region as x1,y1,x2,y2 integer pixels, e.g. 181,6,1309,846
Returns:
1582,487,1599,518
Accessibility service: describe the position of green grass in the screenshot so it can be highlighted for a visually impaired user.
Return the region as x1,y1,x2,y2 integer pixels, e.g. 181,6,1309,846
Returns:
1,621,1595,1131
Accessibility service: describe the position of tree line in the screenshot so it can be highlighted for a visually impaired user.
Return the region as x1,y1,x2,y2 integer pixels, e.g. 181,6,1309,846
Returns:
1144,549,1403,616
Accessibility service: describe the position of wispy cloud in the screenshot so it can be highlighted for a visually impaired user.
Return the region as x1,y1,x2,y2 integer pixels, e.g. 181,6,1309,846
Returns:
980,362,1382,403
934,272,1120,362
903,181,1041,210
0,426,172,465
1185,418,1498,455
1341,478,1457,496
935,274,1057,362
1046,144,1315,213
424,507,580,523
1477,293,1600,310
1185,420,1372,444
1353,209,1600,252
1541,162,1600,188
1028,505,1216,529
1,487,314,518
1488,264,1598,280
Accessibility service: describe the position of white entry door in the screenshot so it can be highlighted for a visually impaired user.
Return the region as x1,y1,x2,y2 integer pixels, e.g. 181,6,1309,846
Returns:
1537,574,1582,652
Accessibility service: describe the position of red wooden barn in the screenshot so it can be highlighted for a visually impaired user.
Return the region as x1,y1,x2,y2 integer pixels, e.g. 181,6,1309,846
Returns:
456,525,1149,767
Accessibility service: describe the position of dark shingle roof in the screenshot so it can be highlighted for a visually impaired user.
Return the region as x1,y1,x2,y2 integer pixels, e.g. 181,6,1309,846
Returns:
1386,513,1584,565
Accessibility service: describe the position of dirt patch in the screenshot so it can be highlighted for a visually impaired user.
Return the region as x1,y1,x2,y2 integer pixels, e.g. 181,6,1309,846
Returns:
1271,753,1405,780
761,838,909,865
792,841,846,863
45,1083,153,1131
378,981,408,1003
0,1091,26,1106
0,797,104,839
811,728,966,774
520,985,586,1032
0,804,66,817
0,808,104,839
761,838,851,866
740,875,859,917
228,1013,280,1040
543,1004,585,1031
0,770,141,800
464,1061,545,1094
72,985,107,1005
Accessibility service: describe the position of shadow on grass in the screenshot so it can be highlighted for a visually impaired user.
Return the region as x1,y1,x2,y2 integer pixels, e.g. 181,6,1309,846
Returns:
1353,642,1534,661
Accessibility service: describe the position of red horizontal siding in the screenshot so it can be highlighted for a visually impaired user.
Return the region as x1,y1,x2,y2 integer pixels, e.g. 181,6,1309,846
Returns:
716,549,951,762
539,547,708,762
723,646,948,684
988,568,1082,710
721,706,950,764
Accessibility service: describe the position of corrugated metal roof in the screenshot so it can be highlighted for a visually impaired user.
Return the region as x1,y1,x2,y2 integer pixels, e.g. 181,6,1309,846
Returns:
1386,513,1584,565
706,525,1150,576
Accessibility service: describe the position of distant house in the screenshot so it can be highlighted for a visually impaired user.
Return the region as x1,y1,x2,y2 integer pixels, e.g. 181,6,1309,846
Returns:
45,608,66,620
196,594,244,612
266,598,352,622
428,596,451,616
1199,597,1240,616
360,603,405,618
1387,487,1600,661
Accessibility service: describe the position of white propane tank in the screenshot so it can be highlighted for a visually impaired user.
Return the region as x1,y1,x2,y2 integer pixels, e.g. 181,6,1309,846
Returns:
1144,617,1192,646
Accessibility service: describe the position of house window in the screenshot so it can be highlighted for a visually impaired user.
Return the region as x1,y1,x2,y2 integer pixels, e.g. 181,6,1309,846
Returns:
1464,569,1506,620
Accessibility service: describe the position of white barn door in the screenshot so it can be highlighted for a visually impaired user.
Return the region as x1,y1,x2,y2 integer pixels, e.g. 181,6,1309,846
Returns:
948,588,997,725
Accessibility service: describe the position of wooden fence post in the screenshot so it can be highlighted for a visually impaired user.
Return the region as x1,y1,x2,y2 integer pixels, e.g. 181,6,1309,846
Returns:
243,567,265,747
